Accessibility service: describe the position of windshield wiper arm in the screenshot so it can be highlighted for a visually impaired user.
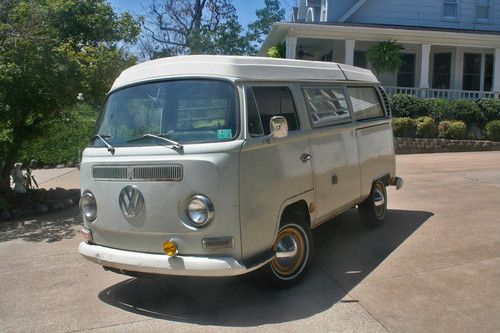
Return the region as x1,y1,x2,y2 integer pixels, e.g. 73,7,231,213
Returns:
93,134,115,155
127,133,183,149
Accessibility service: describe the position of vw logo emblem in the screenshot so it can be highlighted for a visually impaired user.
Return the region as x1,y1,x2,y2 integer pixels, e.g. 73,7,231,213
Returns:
119,186,145,219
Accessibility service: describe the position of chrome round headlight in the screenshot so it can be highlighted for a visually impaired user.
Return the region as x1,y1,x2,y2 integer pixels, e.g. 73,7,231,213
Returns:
185,195,214,227
79,191,97,222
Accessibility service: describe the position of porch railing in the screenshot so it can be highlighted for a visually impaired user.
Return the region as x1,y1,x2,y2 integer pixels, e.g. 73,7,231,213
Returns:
383,86,499,100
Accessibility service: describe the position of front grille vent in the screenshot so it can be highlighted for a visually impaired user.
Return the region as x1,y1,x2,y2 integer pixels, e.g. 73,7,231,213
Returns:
92,165,183,182
133,165,183,181
92,167,127,180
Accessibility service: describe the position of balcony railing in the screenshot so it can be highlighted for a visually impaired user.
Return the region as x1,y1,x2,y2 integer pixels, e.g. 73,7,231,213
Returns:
384,86,499,100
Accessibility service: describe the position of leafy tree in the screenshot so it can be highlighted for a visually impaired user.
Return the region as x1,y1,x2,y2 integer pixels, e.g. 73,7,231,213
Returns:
141,0,286,58
0,0,140,193
366,40,403,75
144,0,242,55
247,0,285,51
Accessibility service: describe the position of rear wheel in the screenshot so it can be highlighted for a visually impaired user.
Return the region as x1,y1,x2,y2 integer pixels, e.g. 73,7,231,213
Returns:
259,212,313,288
358,181,387,226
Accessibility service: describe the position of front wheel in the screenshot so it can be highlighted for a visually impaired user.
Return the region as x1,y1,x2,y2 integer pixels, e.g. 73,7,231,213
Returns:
258,214,313,288
358,181,387,226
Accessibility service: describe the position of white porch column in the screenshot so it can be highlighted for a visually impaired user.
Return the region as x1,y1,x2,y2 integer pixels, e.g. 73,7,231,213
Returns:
344,39,355,65
285,36,297,59
419,44,431,89
493,48,500,93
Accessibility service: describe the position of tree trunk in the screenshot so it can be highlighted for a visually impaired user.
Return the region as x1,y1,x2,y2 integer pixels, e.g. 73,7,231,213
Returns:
190,0,203,54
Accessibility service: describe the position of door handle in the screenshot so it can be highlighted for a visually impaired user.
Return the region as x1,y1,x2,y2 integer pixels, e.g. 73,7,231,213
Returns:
300,153,311,163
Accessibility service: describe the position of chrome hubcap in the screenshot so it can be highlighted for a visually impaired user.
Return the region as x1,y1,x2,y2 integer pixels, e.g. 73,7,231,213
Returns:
275,235,298,261
374,188,385,207
373,185,386,218
271,226,306,277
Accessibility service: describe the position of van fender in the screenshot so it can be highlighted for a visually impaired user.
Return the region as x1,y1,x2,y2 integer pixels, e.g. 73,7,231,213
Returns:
273,190,314,240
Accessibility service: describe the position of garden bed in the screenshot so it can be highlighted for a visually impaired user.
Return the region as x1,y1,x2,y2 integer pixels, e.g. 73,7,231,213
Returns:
394,137,500,154
0,188,81,221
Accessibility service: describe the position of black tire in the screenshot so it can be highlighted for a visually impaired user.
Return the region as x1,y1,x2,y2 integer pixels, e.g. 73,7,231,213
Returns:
257,212,313,288
358,181,387,226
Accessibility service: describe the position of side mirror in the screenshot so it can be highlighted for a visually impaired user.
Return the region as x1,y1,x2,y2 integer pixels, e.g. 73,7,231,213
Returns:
269,116,288,139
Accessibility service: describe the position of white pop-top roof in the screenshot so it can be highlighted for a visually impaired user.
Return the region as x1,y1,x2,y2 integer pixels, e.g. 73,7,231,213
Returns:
110,55,378,91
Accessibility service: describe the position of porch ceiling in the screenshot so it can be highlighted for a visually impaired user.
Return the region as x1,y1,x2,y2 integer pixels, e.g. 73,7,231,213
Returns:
259,22,500,56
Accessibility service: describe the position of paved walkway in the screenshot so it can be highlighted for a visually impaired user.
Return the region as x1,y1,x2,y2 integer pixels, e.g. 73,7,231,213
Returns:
1,152,499,332
32,167,79,190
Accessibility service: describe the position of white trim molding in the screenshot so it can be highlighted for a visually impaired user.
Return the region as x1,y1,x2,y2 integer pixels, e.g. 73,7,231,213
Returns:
493,48,500,93
259,23,500,55
339,0,369,23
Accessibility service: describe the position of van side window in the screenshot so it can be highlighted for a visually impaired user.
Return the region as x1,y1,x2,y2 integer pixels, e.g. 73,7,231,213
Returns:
245,88,264,136
302,87,350,127
251,87,299,135
348,87,385,121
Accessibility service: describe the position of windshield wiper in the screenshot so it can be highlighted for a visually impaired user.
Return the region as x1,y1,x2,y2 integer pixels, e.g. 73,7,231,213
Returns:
127,133,183,149
93,134,115,155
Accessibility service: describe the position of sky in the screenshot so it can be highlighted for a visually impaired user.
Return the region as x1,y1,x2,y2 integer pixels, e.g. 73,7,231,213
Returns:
107,0,293,27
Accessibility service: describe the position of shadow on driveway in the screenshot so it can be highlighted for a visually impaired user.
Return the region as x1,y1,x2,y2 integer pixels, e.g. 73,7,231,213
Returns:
0,208,81,243
98,208,433,326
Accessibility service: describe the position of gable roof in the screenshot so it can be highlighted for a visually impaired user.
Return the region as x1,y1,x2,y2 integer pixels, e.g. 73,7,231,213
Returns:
110,55,378,91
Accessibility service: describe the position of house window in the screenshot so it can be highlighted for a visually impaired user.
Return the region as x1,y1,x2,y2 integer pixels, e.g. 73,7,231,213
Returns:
354,51,367,68
462,53,482,91
484,54,493,91
397,54,416,87
476,0,491,21
443,0,458,20
432,53,452,89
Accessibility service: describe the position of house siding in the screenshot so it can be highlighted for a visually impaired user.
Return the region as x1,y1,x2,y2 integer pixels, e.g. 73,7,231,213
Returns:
326,0,500,31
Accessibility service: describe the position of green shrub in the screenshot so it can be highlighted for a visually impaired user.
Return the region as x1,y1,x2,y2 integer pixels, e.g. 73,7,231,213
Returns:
447,100,483,124
415,116,438,138
438,120,468,140
425,99,451,122
484,120,500,142
19,103,97,165
392,117,415,137
389,94,427,118
477,99,500,123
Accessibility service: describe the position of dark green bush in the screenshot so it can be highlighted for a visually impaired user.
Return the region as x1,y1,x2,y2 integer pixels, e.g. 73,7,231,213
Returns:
477,99,500,123
19,103,97,165
447,100,483,124
484,120,500,142
392,117,415,137
425,99,451,122
389,94,428,118
415,116,438,138
438,120,468,140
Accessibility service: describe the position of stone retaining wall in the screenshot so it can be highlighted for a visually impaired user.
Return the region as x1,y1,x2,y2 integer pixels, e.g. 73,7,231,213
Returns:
394,137,500,154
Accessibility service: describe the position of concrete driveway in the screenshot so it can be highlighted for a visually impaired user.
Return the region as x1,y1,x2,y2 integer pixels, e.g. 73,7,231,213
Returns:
0,152,499,332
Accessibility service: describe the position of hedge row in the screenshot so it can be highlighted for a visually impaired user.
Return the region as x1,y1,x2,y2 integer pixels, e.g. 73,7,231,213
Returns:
389,95,500,125
393,117,500,141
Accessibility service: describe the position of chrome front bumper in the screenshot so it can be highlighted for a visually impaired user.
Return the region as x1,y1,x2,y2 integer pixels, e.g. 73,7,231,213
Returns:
79,242,271,277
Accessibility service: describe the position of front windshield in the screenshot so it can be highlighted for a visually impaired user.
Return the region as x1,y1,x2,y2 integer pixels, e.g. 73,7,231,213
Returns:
91,79,238,147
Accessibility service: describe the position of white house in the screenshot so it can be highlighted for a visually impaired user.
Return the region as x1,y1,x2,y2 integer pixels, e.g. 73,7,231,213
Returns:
259,0,500,99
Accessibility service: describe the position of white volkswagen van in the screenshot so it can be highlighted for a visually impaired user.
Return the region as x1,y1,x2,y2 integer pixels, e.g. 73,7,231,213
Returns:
78,55,402,286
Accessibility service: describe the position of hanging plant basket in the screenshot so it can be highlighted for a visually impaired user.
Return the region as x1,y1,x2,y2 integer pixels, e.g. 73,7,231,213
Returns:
366,40,404,75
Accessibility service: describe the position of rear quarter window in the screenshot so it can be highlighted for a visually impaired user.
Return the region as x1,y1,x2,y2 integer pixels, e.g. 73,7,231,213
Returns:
348,87,385,121
302,87,351,127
